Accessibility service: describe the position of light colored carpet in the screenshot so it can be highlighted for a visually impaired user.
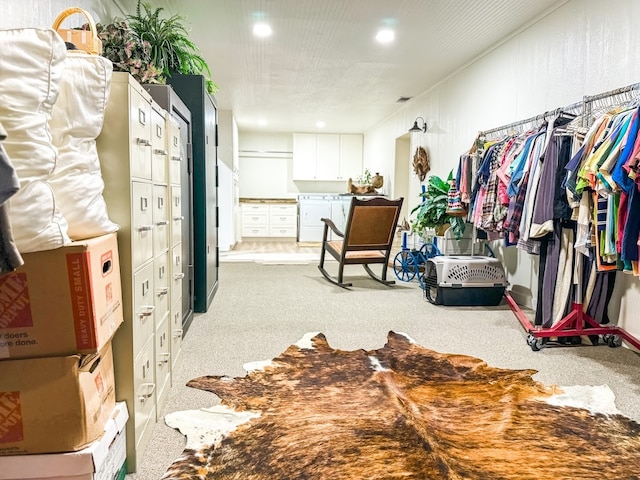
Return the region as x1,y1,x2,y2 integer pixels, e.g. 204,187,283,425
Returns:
127,262,640,479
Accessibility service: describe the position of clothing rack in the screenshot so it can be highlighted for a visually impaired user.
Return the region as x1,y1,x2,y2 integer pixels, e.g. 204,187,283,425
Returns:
480,100,584,139
473,81,640,351
583,81,640,128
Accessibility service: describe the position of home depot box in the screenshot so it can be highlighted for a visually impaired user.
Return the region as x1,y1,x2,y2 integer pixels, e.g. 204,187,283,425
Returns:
0,402,128,480
0,233,123,359
0,342,116,456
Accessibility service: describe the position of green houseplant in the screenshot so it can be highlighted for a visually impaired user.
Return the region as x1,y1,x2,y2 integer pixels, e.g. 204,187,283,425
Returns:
127,0,219,94
97,20,164,85
410,171,466,240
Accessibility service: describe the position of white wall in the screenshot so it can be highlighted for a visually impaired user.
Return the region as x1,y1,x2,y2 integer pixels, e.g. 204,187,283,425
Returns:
237,132,348,198
0,0,124,28
363,0,640,340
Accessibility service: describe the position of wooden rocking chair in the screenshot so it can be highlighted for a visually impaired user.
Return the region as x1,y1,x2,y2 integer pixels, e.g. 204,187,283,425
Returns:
318,196,404,288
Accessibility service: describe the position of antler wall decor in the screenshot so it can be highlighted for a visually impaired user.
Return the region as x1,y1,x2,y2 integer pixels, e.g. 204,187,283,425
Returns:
412,146,430,182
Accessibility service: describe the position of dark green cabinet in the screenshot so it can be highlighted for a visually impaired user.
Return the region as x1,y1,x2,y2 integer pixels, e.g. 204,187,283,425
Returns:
167,74,219,314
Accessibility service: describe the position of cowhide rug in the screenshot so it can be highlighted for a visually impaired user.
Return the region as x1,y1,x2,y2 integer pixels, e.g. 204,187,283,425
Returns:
162,331,640,479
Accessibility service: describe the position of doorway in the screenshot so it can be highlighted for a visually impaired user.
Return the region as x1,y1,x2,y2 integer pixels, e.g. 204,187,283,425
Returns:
394,134,411,225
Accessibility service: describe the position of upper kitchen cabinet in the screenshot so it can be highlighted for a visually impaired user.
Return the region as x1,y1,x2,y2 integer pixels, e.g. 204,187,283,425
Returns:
339,134,364,181
167,74,219,313
293,133,362,181
315,134,340,179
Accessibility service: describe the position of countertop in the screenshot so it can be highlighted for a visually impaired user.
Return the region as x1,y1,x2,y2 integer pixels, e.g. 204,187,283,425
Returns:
239,198,297,204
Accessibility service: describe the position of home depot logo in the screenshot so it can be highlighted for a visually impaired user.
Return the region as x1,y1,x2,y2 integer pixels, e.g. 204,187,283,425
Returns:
0,273,33,329
94,372,105,397
0,392,24,443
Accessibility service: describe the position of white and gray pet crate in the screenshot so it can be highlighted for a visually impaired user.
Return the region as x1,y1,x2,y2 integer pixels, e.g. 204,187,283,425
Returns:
423,255,508,305
425,225,508,306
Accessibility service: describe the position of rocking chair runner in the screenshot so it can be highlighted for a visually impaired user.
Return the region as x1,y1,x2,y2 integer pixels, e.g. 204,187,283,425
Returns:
318,196,404,288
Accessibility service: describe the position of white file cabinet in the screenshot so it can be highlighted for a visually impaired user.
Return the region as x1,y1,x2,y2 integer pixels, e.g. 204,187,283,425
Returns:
97,72,181,473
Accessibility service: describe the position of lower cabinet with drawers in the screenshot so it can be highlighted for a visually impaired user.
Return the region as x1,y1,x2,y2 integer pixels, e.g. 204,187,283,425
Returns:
97,72,183,473
241,201,297,238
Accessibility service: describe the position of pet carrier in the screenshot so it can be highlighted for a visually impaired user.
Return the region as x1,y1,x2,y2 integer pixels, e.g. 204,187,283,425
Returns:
423,255,508,306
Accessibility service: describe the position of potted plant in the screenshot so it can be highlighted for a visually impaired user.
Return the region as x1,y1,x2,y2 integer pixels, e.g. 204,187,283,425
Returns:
97,20,164,85
97,1,218,93
410,171,466,240
127,0,218,94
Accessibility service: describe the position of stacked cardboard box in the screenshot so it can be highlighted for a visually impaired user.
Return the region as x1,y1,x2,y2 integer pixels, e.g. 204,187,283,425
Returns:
0,402,129,480
0,233,126,471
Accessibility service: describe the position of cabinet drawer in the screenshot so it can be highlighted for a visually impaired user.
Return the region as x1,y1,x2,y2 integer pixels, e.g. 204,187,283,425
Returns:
242,225,269,237
170,297,183,374
269,226,297,237
168,119,182,186
129,86,152,181
242,204,269,214
270,213,296,227
154,252,170,324
242,212,268,226
170,186,182,248
132,181,154,270
134,337,156,449
153,185,169,255
151,106,167,183
171,243,184,307
155,314,171,414
269,204,297,215
133,262,155,355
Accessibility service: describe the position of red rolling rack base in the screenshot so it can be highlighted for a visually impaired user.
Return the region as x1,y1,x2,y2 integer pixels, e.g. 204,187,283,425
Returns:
505,292,640,351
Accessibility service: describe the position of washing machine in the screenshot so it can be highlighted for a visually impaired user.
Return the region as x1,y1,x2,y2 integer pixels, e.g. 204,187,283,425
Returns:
297,194,334,242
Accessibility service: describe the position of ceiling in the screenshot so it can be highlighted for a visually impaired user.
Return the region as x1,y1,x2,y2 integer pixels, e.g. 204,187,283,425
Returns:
115,0,568,134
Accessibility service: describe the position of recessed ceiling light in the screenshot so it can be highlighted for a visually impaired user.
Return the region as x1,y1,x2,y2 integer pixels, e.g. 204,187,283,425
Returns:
376,28,395,44
258,118,267,126
316,121,326,128
253,22,273,38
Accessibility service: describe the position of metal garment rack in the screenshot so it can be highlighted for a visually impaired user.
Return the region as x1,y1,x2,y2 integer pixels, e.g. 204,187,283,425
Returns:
480,100,584,140
476,82,640,351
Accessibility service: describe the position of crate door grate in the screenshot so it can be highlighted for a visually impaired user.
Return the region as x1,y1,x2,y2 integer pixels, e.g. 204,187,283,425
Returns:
444,264,505,283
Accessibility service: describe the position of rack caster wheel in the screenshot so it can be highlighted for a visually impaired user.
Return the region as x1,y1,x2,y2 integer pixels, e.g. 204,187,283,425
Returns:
603,334,621,348
527,334,545,351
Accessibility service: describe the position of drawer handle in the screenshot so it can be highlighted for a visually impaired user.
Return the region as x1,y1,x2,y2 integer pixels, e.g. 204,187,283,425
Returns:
173,329,183,339
154,149,168,155
174,272,185,280
171,156,182,162
173,216,184,221
157,287,169,297
138,305,155,319
156,220,169,226
137,383,156,403
136,138,151,146
158,352,171,366
137,225,153,232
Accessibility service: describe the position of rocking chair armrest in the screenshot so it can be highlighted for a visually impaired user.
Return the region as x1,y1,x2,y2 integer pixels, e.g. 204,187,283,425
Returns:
320,217,344,238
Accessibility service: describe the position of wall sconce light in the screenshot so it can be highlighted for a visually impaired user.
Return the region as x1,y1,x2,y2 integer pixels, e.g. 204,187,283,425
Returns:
409,116,427,133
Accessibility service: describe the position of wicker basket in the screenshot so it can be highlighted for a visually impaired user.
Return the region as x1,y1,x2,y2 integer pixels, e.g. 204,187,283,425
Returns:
52,7,102,55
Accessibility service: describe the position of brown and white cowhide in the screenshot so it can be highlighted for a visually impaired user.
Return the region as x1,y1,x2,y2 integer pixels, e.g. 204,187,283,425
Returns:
162,331,640,479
